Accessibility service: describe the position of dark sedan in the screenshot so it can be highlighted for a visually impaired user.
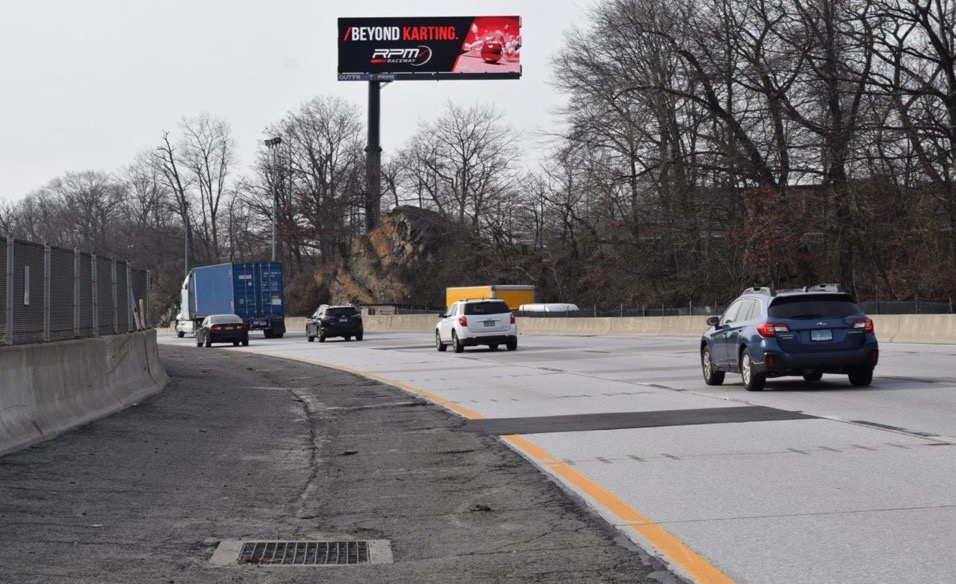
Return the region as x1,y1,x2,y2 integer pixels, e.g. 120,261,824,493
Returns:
196,314,249,347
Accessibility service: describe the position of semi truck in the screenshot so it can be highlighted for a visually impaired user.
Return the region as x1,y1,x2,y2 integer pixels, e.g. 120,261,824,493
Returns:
445,285,535,310
180,261,286,338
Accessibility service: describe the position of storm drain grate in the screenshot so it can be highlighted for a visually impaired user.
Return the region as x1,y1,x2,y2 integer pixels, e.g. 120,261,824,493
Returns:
238,541,369,565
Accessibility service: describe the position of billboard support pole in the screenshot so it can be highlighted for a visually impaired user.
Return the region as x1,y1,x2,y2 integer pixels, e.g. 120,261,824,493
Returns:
365,80,382,232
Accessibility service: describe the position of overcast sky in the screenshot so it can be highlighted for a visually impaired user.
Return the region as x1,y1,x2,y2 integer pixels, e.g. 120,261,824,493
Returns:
0,0,598,205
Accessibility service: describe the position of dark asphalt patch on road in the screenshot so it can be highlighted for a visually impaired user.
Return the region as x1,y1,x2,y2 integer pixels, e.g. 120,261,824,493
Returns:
0,345,678,584
462,406,815,435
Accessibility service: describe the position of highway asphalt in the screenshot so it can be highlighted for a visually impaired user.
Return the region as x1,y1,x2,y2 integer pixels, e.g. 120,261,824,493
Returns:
0,345,678,584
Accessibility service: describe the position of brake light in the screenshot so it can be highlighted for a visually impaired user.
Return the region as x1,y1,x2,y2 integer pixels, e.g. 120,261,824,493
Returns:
458,316,468,326
756,322,790,337
852,318,874,332
510,313,515,324
237,324,247,330
210,325,222,332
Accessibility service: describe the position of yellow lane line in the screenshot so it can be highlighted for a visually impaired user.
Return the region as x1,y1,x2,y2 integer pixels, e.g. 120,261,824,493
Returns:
503,434,734,584
255,351,734,583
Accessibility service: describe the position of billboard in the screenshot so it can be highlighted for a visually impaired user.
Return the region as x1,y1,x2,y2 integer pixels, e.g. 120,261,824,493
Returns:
338,16,521,81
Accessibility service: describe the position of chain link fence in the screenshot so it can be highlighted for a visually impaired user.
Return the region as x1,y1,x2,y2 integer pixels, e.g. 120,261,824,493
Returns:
1,237,151,346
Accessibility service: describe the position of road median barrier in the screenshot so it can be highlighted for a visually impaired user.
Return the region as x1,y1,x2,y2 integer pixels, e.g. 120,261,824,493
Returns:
0,330,168,457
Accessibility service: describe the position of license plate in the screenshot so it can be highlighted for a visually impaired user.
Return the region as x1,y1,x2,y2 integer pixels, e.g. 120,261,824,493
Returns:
224,326,234,331
810,329,832,342
339,316,348,322
483,320,496,327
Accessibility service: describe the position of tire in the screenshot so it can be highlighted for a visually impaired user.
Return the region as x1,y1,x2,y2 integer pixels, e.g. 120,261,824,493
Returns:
274,333,283,339
436,331,447,352
242,339,248,347
701,346,725,385
741,349,765,391
506,339,517,351
232,341,239,347
319,333,326,343
453,331,464,353
489,344,499,351
802,370,824,382
307,334,315,342
263,330,273,339
356,332,363,341
177,331,185,338
344,336,351,341
848,368,873,387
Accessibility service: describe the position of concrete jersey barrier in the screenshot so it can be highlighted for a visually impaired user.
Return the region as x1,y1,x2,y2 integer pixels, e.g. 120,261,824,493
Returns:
0,330,169,457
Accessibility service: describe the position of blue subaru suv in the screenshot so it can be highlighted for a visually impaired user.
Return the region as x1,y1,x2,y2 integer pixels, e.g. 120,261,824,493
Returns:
700,284,879,390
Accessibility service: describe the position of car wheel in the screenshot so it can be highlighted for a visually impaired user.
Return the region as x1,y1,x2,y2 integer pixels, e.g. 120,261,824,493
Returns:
802,370,824,382
506,339,517,351
263,330,273,339
356,332,363,341
205,338,212,348
489,344,499,351
701,346,725,385
177,331,185,338
344,336,351,341
232,341,239,347
453,331,464,353
741,349,765,391
242,339,249,347
848,367,873,387
436,331,447,352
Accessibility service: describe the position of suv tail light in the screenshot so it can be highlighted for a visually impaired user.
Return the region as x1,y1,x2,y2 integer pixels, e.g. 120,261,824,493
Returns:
756,322,790,337
237,324,247,330
458,316,468,326
510,313,515,324
852,318,874,332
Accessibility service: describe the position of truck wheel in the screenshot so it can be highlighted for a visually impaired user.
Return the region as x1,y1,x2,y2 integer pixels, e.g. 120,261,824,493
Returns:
196,339,203,348
205,338,212,348
177,331,185,338
307,334,315,342
319,333,326,343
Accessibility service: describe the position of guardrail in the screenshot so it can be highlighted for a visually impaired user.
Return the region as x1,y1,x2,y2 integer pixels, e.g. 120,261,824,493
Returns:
281,314,956,345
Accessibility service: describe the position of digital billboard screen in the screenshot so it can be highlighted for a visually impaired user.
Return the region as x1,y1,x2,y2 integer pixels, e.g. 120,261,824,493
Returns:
338,16,521,81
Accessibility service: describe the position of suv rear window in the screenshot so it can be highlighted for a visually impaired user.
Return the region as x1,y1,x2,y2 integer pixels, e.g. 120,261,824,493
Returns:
463,301,510,315
326,307,358,317
768,295,860,319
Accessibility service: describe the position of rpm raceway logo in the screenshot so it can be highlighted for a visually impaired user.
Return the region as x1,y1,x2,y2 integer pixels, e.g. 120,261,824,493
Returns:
370,46,433,67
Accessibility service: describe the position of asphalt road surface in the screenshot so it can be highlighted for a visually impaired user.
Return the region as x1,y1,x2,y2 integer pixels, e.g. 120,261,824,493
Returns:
0,345,674,584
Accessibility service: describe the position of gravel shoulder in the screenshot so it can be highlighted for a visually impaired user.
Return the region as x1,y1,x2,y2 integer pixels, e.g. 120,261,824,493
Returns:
0,345,677,583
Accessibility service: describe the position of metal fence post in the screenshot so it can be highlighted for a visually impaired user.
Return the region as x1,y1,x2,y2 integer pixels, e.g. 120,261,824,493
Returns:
91,254,99,336
5,236,13,345
112,259,118,334
126,260,133,332
43,244,51,342
146,270,151,327
74,248,81,338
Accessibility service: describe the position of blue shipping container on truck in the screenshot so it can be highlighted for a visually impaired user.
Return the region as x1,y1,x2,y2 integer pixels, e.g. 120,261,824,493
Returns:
182,261,285,338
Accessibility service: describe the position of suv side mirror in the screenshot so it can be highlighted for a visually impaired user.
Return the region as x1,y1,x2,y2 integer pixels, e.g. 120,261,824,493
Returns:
706,316,720,327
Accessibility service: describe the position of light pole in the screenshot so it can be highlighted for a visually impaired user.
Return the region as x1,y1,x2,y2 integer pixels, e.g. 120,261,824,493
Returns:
265,137,282,262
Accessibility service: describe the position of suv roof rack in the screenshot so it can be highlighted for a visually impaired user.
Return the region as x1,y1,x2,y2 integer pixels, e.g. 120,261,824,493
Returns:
742,286,777,296
802,283,847,293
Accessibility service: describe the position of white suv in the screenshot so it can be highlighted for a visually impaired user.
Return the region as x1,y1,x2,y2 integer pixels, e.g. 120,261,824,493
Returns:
436,299,517,353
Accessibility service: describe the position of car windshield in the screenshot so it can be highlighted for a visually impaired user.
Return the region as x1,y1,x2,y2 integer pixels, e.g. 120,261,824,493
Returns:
464,301,510,315
768,295,860,319
209,315,242,324
326,307,357,317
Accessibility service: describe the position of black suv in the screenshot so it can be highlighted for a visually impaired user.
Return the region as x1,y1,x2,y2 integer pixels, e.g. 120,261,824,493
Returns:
700,284,879,390
306,304,364,342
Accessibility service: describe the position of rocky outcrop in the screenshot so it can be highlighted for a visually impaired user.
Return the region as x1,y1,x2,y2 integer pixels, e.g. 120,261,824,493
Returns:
327,206,457,307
